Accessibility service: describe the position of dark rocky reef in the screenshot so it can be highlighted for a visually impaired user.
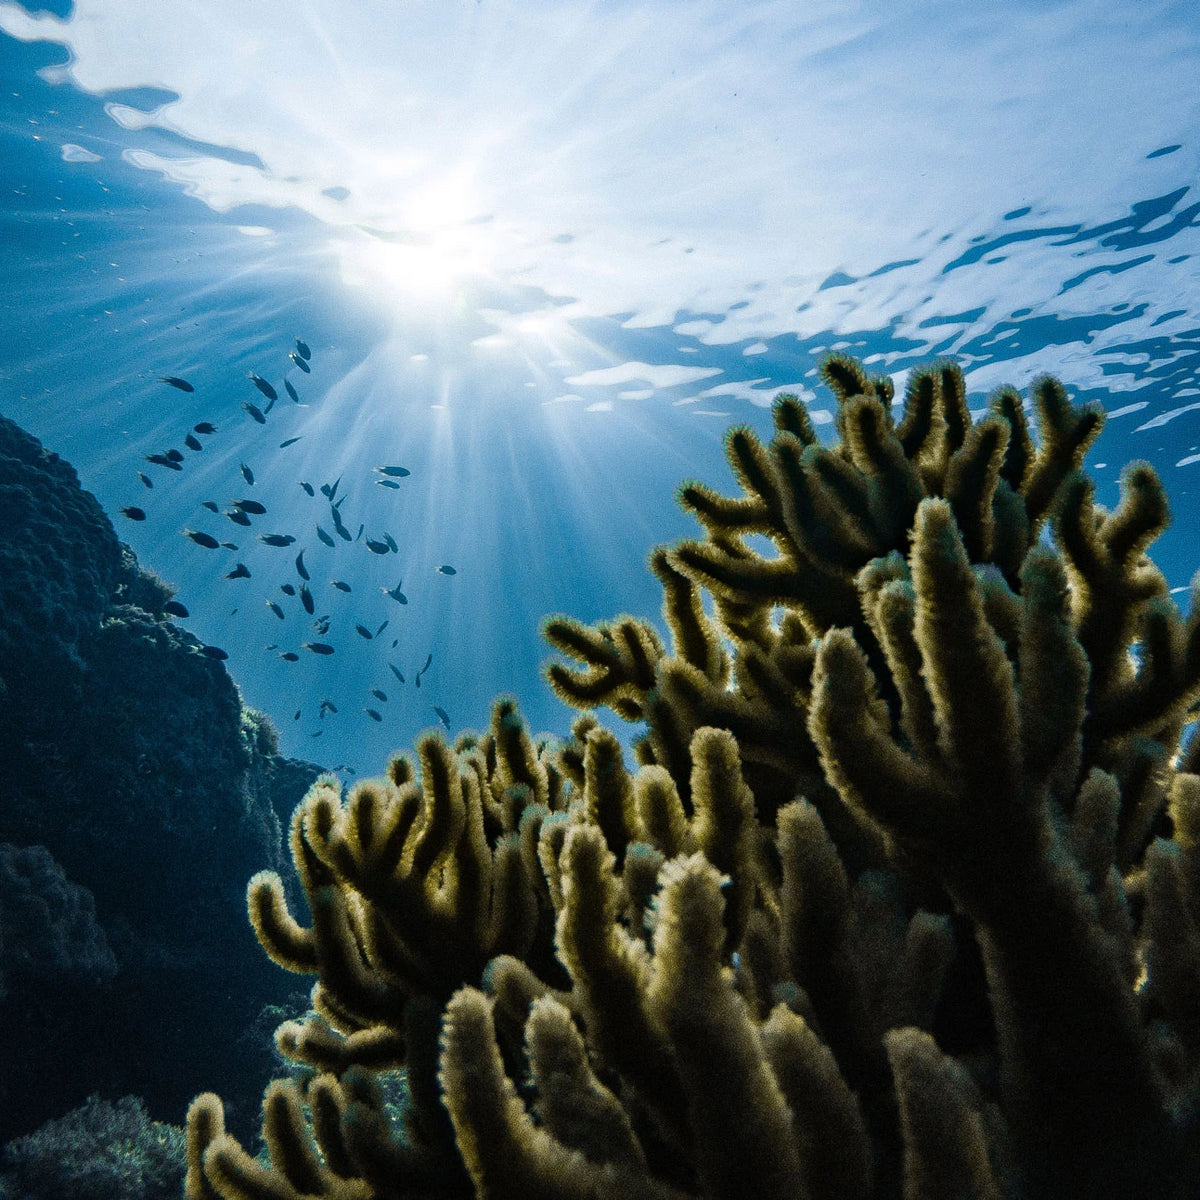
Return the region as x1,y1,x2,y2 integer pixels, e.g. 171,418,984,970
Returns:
0,414,323,1144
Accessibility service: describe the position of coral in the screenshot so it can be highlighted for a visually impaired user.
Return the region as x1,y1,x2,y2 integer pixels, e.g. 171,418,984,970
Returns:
0,1094,185,1200
188,358,1200,1200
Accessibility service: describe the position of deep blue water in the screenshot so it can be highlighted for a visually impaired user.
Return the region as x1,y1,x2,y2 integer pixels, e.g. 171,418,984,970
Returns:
2,0,1198,778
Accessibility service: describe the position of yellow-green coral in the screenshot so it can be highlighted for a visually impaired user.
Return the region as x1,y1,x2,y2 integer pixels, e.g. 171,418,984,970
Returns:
189,356,1200,1200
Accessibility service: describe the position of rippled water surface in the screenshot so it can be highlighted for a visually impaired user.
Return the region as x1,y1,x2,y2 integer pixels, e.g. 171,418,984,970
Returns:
2,0,1198,774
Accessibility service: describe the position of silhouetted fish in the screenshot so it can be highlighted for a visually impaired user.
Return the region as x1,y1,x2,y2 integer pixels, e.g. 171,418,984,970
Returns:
365,536,390,554
331,580,351,592
376,619,388,636
220,541,239,550
376,479,401,489
388,663,405,684
289,352,311,373
119,506,146,521
321,476,342,502
184,433,202,451
311,729,323,737
235,499,267,515
138,472,153,488
294,711,300,720
437,565,457,575
279,651,299,661
295,338,311,360
432,705,450,729
145,453,182,471
224,563,251,579
316,524,335,547
365,708,382,722
243,401,267,425
300,481,315,497
279,437,302,448
159,376,194,392
383,533,398,553
226,509,252,526
371,688,387,702
314,616,331,633
258,533,296,547
248,373,277,401
320,698,338,715
163,600,189,618
295,549,309,580
299,583,314,614
240,462,255,485
200,645,228,660
374,466,410,477
304,642,335,655
355,624,374,639
194,422,218,435
267,600,285,620
165,448,184,463
284,380,300,404
332,512,352,541
184,529,220,549
200,501,219,512
280,583,296,596
382,582,407,604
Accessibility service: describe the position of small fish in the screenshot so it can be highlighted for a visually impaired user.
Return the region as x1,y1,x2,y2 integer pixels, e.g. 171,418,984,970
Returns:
437,565,457,575
333,495,347,510
200,501,219,512
295,338,311,360
258,533,297,547
371,688,388,702
382,582,407,604
280,583,296,596
184,529,220,549
299,582,314,614
144,453,180,471
226,509,252,527
200,645,228,660
184,433,202,452
248,373,278,401
265,644,279,650
376,619,389,636
295,549,309,580
279,436,302,448
194,421,218,435
280,651,299,661
316,524,335,547
220,541,239,550
300,481,315,497
119,506,146,521
165,448,185,463
365,536,390,554
319,698,338,715
320,476,342,502
304,642,336,655
333,514,353,542
383,532,398,553
243,401,267,425
163,599,189,618
355,524,364,542
234,499,267,514
415,652,433,685
224,562,251,579
294,710,301,721
240,462,255,485
138,472,153,488
374,465,410,477
314,616,331,635
289,352,311,373
331,580,352,592
311,729,323,737
284,380,301,404
376,479,401,490
159,375,194,392
355,624,374,639
267,600,286,620
432,705,451,729
365,708,382,722
388,663,405,684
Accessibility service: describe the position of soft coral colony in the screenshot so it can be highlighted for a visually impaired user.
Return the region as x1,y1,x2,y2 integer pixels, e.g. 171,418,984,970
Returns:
186,355,1200,1200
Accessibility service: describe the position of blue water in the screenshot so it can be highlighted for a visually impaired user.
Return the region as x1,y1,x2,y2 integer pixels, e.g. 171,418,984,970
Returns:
2,0,1199,778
